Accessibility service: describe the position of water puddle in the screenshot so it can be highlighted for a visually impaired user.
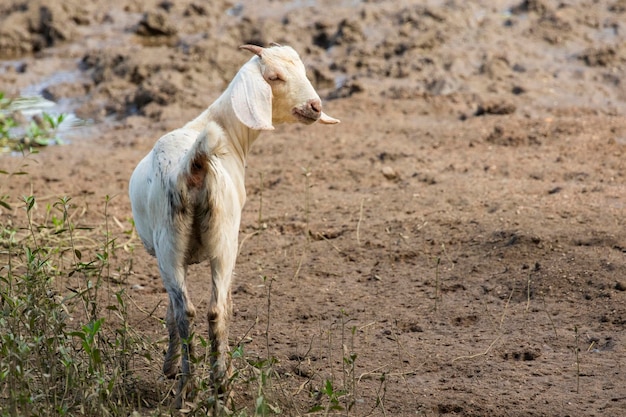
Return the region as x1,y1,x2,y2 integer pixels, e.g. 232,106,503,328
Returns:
1,73,93,154
1,94,92,154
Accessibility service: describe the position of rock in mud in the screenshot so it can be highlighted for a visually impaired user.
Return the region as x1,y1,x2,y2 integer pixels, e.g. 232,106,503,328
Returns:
0,0,88,57
135,10,177,37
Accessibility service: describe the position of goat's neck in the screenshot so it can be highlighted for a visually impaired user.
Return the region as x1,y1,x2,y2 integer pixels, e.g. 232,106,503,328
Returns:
217,102,261,165
189,96,261,167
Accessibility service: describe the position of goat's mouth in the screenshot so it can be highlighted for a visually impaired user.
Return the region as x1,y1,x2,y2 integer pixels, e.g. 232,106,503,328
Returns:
292,108,320,124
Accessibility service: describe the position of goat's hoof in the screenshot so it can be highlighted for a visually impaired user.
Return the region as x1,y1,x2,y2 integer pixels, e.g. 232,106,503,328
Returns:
163,364,179,379
163,356,181,379
172,377,196,409
211,376,233,400
172,394,183,410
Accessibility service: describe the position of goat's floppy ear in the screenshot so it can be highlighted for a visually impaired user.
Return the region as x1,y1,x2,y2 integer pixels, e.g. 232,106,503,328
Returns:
231,63,275,131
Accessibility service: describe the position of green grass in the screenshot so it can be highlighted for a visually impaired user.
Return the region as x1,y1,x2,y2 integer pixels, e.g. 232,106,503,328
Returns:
0,92,66,153
0,189,153,416
0,102,163,415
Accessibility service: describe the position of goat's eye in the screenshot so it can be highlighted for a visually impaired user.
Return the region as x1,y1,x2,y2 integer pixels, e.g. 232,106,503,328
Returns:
267,73,283,82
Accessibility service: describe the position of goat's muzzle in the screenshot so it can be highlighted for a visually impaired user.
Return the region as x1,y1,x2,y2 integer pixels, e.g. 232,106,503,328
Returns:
292,98,322,124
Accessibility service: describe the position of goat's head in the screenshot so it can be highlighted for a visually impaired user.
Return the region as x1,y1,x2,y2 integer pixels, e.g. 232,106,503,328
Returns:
231,44,339,130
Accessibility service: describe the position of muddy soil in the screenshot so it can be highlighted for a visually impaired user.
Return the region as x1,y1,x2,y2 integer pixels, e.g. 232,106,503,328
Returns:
1,0,626,415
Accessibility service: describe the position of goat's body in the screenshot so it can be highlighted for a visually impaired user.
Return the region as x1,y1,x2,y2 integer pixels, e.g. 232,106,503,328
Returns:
128,44,338,408
130,123,241,265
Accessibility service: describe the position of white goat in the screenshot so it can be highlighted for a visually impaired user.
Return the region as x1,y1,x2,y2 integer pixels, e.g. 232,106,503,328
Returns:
129,44,339,406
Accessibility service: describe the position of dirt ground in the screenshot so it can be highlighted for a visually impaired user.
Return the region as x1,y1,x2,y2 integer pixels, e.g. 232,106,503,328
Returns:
1,0,626,415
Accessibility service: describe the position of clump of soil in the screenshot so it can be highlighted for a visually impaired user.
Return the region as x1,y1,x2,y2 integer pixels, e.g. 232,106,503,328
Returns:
0,0,90,57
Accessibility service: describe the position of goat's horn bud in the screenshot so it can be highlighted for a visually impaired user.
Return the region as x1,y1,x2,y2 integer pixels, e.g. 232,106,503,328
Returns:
239,44,264,57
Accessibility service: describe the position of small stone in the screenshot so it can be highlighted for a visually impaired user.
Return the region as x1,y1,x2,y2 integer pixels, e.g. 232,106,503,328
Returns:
135,11,177,37
382,166,398,180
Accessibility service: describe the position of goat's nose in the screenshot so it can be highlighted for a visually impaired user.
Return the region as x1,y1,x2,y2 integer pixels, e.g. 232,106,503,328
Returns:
308,98,322,114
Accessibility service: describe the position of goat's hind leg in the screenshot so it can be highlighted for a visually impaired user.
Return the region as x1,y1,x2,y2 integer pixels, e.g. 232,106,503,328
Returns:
208,284,232,392
207,234,238,397
157,248,196,408
168,284,196,409
163,301,181,378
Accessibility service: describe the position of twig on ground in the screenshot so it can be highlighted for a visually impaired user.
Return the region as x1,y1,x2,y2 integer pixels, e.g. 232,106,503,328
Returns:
500,287,514,330
356,198,364,245
451,335,502,363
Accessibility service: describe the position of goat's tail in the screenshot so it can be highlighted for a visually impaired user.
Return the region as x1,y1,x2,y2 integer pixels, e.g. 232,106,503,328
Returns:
180,122,227,190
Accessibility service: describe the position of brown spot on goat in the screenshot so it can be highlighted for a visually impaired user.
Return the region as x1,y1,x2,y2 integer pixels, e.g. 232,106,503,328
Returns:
187,153,208,189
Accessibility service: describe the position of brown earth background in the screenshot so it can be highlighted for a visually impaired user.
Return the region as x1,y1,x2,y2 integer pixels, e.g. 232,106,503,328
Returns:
1,0,626,415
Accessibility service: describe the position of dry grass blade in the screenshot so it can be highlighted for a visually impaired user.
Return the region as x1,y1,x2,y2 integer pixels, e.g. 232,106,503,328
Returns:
451,335,502,363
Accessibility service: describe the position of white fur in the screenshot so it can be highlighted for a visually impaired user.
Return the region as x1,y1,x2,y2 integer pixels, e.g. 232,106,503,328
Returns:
128,44,338,407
